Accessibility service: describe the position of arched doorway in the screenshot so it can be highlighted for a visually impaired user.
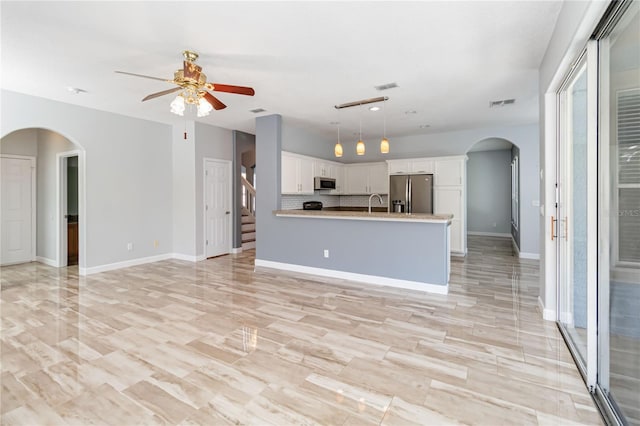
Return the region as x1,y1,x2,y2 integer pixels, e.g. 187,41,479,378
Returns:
1,128,86,270
465,137,520,252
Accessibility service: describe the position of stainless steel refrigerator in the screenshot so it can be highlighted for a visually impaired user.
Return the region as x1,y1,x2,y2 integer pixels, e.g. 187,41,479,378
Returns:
389,174,433,214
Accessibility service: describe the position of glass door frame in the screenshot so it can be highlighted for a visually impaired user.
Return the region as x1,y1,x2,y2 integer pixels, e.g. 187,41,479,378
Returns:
555,40,599,391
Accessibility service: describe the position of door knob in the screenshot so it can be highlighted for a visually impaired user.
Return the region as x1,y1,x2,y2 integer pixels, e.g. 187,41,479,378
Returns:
225,211,230,214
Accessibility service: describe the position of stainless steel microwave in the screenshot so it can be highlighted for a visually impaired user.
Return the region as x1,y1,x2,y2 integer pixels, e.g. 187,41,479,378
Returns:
314,177,336,190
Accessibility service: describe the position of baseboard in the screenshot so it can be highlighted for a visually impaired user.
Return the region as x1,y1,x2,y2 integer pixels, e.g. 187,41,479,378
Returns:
171,253,206,262
468,231,512,238
231,247,243,254
451,251,466,257
538,296,556,321
254,259,448,295
81,253,173,275
35,256,57,267
519,252,540,260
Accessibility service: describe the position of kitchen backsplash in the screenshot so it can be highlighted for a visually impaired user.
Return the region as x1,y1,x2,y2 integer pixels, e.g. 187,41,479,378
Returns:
281,194,388,210
281,194,340,210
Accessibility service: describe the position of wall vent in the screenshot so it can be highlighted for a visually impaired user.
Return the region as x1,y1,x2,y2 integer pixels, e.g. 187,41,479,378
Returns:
489,99,516,108
374,82,398,91
250,108,266,113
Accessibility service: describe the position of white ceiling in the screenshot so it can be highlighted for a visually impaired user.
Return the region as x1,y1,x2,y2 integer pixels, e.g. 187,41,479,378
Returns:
0,1,563,140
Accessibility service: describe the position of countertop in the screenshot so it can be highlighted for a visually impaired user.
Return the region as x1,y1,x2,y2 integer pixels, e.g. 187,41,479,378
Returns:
273,209,453,224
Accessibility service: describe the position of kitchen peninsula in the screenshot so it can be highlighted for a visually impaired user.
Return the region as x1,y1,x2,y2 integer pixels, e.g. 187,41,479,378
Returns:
259,209,453,294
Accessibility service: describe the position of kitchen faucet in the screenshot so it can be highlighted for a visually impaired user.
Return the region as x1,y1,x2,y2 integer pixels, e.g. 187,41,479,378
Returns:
368,193,383,213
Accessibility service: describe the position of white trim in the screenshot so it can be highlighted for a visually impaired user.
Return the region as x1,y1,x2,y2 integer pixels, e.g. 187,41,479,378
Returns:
56,150,84,269
80,253,173,275
451,251,466,257
538,296,556,321
254,259,449,295
467,231,512,238
585,39,599,389
511,235,520,256
231,247,243,254
0,155,37,264
171,253,206,262
275,212,451,224
36,256,57,267
519,252,540,260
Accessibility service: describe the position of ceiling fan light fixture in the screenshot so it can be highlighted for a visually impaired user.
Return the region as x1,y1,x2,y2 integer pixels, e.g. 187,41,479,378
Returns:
197,96,213,117
170,95,185,116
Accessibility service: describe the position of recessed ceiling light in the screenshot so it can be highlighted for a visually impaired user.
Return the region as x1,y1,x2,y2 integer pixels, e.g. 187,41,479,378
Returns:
249,108,266,113
419,124,431,129
405,110,417,115
66,87,87,94
369,106,380,112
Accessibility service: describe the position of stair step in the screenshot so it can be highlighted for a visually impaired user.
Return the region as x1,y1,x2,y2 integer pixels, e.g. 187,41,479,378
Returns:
242,240,256,250
241,215,255,224
242,223,255,232
242,232,256,242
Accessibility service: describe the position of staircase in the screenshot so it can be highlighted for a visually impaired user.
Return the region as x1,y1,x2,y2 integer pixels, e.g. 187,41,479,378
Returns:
241,176,256,251
241,208,256,250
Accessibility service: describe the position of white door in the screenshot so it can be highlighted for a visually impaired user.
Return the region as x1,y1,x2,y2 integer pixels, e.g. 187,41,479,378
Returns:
1,157,35,265
205,160,231,258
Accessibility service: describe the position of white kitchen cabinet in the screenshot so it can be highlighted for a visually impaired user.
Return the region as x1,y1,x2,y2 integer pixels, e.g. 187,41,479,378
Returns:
387,160,410,175
345,163,388,194
434,187,463,218
331,164,345,195
410,159,434,174
314,160,336,178
281,152,314,194
433,155,467,255
435,158,464,186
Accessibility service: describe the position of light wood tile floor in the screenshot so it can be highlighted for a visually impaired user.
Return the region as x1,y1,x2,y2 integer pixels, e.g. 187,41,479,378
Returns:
1,236,603,425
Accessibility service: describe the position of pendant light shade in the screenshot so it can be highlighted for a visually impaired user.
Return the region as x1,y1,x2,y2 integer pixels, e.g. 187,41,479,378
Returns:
335,142,343,157
356,104,365,155
380,98,389,154
380,137,389,154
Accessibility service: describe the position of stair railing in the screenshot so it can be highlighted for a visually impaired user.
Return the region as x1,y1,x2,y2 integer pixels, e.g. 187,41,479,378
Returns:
241,175,256,218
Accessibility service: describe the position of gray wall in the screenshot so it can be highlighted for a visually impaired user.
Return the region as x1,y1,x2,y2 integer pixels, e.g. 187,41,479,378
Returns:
194,122,233,257
467,150,511,235
256,114,449,286
172,121,196,257
1,90,173,269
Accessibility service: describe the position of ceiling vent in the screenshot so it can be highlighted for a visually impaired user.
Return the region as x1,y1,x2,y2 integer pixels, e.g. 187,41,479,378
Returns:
374,82,398,91
250,108,266,113
489,99,516,108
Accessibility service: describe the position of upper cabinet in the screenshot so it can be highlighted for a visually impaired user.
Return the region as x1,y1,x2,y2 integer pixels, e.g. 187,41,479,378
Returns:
281,152,314,194
344,162,388,194
435,158,464,186
387,158,434,175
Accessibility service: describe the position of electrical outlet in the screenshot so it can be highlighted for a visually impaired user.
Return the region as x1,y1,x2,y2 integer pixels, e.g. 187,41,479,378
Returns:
154,240,159,248
323,249,329,258
127,242,133,251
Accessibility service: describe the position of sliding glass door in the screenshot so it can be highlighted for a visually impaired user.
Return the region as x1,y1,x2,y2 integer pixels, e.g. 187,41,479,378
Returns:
597,1,640,423
557,58,590,371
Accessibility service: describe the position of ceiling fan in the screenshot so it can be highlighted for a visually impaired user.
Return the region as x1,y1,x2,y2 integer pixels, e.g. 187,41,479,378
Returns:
115,50,255,115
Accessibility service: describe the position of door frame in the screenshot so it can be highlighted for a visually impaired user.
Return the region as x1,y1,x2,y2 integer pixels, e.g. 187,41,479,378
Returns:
202,157,233,258
0,154,36,264
57,149,85,269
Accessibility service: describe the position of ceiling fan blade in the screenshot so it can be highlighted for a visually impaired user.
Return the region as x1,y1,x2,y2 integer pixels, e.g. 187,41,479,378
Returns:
183,60,202,81
115,71,171,82
209,83,255,96
203,92,227,110
142,86,182,102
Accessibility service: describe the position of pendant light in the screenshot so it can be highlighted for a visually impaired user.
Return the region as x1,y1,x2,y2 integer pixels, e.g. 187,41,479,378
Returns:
334,122,343,158
380,98,390,154
356,104,365,155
